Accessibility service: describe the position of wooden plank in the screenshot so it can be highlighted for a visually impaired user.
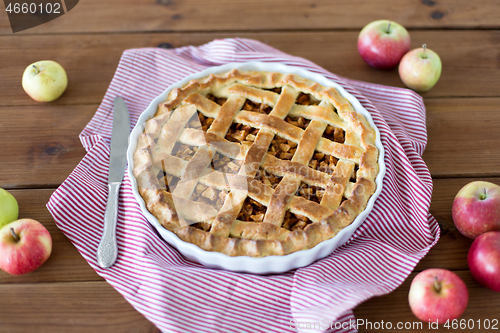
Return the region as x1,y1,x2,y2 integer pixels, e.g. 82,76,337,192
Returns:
1,31,499,109
0,281,157,333
0,105,93,189
1,176,495,283
1,0,499,35
354,270,500,332
0,103,496,276
0,189,102,283
423,98,500,178
414,177,485,273
0,272,498,333
2,97,500,189
1,180,498,331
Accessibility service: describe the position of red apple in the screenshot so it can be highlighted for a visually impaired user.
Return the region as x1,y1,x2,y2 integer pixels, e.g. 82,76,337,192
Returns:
0,219,52,275
468,231,500,292
452,181,500,239
357,20,411,70
398,44,442,92
408,268,468,323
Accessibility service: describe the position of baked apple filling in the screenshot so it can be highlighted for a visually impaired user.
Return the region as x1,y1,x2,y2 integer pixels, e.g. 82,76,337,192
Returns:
310,151,337,174
282,210,312,231
296,181,324,204
236,196,312,231
225,121,259,144
285,115,310,129
323,124,345,144
296,92,320,106
171,143,197,162
165,94,350,232
159,174,180,194
206,94,227,106
237,197,266,222
210,152,241,174
242,98,272,114
267,135,297,160
258,168,282,189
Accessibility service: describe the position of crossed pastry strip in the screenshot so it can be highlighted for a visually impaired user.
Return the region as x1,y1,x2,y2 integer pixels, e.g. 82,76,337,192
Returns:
133,70,378,256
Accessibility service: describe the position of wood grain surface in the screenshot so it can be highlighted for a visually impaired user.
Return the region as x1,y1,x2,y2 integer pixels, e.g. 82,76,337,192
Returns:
355,270,500,333
2,97,499,189
0,282,158,332
1,31,500,108
1,0,499,35
1,0,500,332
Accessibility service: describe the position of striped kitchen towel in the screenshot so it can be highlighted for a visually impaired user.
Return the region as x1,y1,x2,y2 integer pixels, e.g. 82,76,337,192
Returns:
47,38,439,333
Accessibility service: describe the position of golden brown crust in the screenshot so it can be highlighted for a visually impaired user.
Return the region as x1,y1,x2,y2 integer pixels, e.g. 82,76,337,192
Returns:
133,69,379,257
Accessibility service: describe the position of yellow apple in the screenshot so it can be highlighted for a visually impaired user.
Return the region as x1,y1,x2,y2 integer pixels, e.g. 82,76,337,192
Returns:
398,44,442,92
22,60,68,102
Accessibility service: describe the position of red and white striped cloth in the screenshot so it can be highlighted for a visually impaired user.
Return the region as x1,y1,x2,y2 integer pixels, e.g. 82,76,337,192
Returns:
47,38,439,333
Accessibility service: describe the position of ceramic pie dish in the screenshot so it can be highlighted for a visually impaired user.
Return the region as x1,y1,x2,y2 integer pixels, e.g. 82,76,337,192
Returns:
127,62,385,273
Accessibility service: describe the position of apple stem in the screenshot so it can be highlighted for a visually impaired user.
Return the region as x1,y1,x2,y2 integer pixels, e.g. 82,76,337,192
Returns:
433,276,441,293
32,65,40,74
422,44,428,59
10,228,20,242
386,21,392,34
480,188,487,200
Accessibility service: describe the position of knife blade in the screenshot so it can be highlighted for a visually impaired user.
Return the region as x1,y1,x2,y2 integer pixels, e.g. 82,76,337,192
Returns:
97,96,130,269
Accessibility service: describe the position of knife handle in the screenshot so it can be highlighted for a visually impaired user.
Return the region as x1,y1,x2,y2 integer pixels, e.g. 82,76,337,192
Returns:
97,182,121,269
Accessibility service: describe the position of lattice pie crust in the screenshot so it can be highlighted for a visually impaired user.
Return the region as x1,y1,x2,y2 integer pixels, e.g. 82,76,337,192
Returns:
133,70,379,257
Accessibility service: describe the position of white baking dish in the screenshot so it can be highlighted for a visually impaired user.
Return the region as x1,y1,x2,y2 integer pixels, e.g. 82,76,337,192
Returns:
127,61,386,274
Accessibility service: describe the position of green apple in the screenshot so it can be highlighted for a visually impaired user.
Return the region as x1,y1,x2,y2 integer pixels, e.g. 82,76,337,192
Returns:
0,188,19,228
398,44,442,92
22,60,68,102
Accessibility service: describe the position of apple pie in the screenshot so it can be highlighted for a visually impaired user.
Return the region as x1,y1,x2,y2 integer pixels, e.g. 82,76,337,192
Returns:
133,69,379,257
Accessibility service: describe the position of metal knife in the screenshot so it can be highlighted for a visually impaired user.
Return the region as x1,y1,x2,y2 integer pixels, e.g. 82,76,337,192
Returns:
97,96,130,269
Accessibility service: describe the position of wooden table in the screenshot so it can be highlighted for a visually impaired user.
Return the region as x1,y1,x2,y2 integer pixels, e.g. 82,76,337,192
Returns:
1,1,500,332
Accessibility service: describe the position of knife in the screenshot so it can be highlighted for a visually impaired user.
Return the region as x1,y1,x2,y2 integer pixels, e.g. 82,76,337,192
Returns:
97,96,130,269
